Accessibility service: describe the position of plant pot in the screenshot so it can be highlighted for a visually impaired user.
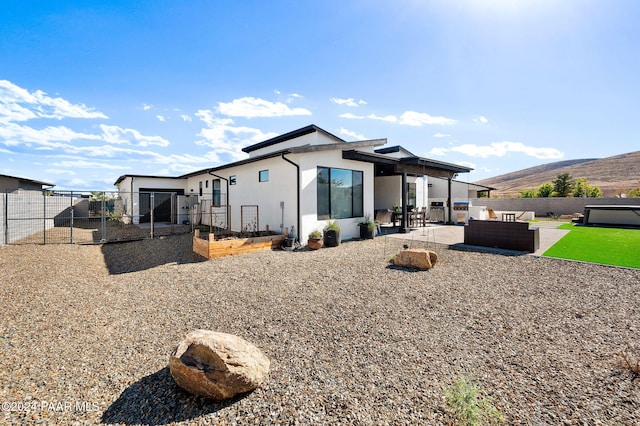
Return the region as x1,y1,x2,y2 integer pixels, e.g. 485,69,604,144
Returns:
359,223,376,239
307,237,323,250
323,229,341,247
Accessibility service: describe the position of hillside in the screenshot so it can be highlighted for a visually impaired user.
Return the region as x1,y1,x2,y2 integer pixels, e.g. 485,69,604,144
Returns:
475,151,640,197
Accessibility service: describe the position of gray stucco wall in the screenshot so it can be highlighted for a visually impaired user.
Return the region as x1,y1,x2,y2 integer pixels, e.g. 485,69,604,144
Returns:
469,197,640,217
1,191,78,244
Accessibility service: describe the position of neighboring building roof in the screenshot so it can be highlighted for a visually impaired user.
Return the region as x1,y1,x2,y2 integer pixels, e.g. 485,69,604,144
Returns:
241,124,345,154
114,174,186,186
0,173,55,188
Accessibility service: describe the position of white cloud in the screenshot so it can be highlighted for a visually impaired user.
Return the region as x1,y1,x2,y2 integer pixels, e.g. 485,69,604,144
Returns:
143,104,153,111
399,111,456,126
0,102,38,123
339,127,366,140
367,113,397,123
0,80,108,121
432,133,451,138
426,147,449,156
156,115,166,122
339,112,364,119
195,110,277,162
99,125,170,147
51,159,129,170
330,97,366,107
44,168,76,175
181,114,192,122
449,141,564,159
0,122,102,148
474,115,489,124
217,97,311,118
340,108,455,126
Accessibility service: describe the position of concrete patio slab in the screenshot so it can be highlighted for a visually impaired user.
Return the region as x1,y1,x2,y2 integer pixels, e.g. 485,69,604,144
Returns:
383,221,570,256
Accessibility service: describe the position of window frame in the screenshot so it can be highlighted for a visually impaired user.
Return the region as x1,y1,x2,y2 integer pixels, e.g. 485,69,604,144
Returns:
316,166,364,220
258,169,269,182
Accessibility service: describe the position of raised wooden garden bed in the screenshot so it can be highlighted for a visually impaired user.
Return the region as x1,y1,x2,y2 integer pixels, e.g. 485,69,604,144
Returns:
193,229,287,259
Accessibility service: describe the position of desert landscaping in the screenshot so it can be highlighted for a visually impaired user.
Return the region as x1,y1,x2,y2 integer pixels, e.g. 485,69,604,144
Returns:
1,234,639,424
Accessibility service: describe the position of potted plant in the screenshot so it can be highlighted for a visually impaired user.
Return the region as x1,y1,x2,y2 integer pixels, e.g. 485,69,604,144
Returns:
358,214,377,239
307,230,323,250
323,221,342,247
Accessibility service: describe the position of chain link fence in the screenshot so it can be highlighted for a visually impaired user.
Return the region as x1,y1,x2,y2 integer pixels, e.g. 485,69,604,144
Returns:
0,190,227,245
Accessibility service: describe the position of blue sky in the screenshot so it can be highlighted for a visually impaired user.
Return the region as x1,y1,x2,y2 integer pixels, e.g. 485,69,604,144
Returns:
1,0,638,190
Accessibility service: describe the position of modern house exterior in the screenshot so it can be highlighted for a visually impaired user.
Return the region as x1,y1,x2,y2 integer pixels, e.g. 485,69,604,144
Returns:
115,124,485,243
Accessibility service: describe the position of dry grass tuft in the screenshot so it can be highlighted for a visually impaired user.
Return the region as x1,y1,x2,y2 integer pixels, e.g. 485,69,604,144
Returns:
619,347,640,379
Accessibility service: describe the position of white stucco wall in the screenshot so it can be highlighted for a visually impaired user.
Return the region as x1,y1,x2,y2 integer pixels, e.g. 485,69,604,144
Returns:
116,176,186,224
297,150,374,243
181,149,373,243
428,177,477,200
374,175,428,212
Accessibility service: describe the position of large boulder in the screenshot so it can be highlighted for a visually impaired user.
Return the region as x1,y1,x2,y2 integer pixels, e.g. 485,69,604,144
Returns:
169,330,270,400
393,249,438,270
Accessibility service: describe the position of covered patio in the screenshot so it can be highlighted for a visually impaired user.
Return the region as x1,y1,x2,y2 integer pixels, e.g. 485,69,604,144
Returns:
342,147,473,233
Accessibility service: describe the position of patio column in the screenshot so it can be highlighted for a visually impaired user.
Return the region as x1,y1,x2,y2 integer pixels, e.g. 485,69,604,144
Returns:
400,169,409,233
446,176,453,224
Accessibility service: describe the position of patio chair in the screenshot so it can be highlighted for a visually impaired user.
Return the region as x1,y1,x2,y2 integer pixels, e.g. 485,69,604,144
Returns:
374,210,392,233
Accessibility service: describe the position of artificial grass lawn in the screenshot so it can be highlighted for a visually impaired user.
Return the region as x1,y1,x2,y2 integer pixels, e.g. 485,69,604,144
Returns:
543,223,640,268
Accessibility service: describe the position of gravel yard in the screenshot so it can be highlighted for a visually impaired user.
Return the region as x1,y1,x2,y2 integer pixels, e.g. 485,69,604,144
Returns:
1,234,639,425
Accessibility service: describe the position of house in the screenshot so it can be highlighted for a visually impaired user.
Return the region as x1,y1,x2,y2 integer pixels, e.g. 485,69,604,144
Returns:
114,124,478,243
0,173,55,192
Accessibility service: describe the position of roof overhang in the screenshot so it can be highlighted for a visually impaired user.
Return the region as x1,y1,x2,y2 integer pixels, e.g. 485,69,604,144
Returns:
242,124,345,154
342,150,472,178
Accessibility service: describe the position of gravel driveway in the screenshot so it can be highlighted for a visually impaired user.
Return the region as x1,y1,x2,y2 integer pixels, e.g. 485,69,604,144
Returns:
1,234,638,424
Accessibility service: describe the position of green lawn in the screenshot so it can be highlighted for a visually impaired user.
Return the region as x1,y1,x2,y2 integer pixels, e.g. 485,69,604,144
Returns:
543,223,640,268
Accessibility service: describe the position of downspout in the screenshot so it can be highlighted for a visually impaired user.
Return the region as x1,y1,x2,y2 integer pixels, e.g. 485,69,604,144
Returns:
281,153,300,240
208,171,229,230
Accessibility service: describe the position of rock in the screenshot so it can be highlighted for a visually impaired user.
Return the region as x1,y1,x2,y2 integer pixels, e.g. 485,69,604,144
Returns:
169,330,270,400
394,249,438,270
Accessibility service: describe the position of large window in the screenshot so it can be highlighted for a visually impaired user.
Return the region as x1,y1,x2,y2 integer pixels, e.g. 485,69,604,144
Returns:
213,179,221,206
317,167,363,220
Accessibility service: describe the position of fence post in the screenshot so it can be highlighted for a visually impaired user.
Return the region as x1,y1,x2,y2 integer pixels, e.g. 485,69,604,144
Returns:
150,192,155,239
43,190,46,245
70,192,74,244
3,191,7,245
101,193,106,243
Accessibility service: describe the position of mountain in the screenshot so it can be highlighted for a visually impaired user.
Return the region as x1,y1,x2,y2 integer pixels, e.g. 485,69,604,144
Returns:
474,151,640,197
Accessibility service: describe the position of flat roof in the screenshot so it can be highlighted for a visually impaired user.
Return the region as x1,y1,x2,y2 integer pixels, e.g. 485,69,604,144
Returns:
0,173,55,187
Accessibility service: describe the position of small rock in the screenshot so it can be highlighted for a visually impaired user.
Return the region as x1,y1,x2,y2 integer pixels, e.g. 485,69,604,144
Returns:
394,249,438,270
169,329,270,400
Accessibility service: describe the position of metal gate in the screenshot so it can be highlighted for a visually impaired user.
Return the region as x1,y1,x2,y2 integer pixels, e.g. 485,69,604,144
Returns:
0,190,192,245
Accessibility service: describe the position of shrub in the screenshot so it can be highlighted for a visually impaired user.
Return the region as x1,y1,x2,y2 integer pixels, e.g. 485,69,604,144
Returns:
444,375,505,425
